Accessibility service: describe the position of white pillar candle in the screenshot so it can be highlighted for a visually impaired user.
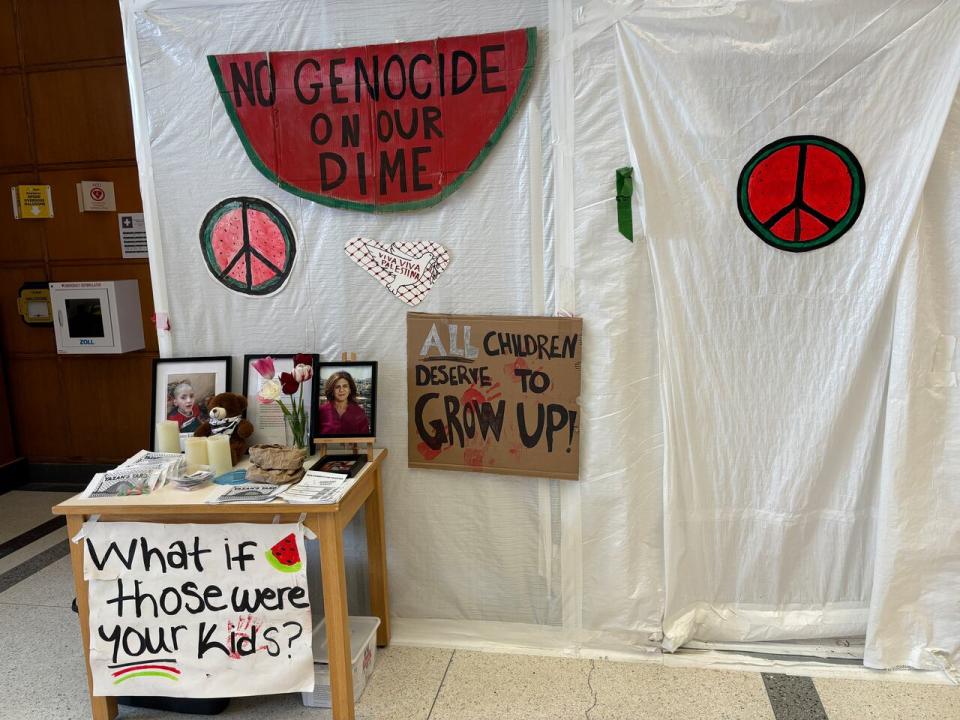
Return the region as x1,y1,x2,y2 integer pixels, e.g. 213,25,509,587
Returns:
156,420,181,454
207,435,234,476
184,436,209,469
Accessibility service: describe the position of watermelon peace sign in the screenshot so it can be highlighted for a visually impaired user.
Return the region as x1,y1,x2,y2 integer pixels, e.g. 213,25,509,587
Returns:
737,135,865,253
200,197,296,295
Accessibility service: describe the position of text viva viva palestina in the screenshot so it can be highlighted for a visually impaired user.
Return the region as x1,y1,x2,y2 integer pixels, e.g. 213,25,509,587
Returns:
413,321,580,455
84,523,313,697
210,29,535,208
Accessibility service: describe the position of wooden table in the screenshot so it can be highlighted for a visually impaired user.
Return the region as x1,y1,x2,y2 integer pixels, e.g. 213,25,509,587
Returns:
52,448,390,720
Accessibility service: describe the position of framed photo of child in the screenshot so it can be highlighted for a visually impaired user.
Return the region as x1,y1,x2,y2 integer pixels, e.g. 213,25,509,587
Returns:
315,362,377,438
150,357,231,451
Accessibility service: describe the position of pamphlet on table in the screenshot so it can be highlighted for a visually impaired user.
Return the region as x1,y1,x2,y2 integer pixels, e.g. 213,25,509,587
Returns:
79,449,359,505
80,450,185,498
281,475,357,504
206,483,289,504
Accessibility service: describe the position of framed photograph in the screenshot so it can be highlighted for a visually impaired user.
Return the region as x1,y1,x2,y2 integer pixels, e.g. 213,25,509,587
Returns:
315,362,377,438
307,454,366,478
242,353,318,447
151,356,231,450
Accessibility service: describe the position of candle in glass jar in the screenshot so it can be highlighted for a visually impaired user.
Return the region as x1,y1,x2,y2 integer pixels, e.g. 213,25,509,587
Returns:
207,435,233,476
156,420,181,454
184,436,209,468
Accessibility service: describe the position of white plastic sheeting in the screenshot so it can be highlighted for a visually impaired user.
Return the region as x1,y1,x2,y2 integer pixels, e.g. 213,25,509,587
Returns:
615,0,960,673
122,0,960,675
570,20,663,647
866,89,960,678
123,0,569,635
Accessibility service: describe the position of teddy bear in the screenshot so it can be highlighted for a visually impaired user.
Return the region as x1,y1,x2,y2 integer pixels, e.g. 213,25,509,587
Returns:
193,392,254,465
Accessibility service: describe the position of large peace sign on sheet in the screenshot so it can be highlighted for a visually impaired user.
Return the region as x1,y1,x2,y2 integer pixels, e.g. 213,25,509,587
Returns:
737,135,865,253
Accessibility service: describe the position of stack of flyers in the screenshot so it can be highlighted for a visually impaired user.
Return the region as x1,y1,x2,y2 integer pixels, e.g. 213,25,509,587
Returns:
206,483,289,504
79,449,188,498
120,450,185,489
172,469,214,491
281,475,357,504
81,467,160,498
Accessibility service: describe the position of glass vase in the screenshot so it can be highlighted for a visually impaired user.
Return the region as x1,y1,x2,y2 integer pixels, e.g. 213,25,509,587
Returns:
284,416,307,449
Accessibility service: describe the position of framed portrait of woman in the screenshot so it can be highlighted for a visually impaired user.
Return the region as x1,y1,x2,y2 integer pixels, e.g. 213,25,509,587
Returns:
315,362,377,438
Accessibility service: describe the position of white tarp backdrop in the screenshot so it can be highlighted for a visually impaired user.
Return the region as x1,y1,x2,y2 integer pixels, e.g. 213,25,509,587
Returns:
122,0,960,676
614,0,960,674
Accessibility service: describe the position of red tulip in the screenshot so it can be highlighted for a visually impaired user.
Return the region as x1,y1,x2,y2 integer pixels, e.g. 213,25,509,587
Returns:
293,353,313,367
251,356,276,379
279,371,299,395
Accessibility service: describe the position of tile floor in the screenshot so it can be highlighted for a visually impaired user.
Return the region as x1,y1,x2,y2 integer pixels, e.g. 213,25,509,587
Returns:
1,488,958,720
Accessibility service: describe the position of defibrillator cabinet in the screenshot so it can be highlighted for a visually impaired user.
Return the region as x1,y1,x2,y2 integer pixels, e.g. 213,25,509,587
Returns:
50,280,145,354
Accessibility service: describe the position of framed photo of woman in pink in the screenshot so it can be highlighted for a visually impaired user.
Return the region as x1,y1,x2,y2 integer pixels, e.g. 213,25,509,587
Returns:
315,362,377,438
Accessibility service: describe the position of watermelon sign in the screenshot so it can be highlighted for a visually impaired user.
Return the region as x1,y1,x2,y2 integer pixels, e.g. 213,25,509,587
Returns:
265,532,302,573
208,28,537,212
737,135,865,253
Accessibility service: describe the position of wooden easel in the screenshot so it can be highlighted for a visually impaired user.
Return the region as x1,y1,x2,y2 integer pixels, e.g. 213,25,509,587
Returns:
313,351,375,459
313,437,375,460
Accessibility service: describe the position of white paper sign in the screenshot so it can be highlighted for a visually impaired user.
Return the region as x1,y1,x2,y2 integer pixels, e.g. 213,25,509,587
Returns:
118,213,148,258
77,181,117,212
82,522,313,697
345,237,449,306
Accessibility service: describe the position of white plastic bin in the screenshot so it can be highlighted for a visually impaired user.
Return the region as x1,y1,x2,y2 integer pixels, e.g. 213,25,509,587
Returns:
301,616,381,709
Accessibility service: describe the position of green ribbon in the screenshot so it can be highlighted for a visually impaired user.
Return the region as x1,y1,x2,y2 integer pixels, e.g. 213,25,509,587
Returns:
616,167,634,242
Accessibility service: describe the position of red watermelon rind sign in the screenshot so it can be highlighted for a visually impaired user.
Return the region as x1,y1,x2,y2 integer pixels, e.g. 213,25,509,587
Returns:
199,197,296,296
737,135,865,253
207,28,537,213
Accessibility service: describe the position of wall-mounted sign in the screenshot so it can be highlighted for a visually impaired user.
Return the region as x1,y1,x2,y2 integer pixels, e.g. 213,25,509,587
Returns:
407,312,582,480
208,28,537,212
77,181,117,212
119,212,148,258
82,521,313,698
10,184,53,219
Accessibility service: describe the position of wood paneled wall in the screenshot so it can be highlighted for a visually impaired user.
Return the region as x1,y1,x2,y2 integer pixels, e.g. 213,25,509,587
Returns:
0,0,156,465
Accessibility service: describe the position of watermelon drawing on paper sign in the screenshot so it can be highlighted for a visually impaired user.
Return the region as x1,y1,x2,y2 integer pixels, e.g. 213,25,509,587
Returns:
208,28,537,212
199,197,296,296
737,135,865,253
265,533,302,573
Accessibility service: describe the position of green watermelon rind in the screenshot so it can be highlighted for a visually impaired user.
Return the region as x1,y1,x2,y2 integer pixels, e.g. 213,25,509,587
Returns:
207,27,537,213
198,196,296,295
265,548,302,573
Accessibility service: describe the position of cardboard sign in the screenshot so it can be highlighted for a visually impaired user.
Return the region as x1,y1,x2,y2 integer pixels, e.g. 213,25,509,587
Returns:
407,313,582,480
82,522,313,698
208,28,536,212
